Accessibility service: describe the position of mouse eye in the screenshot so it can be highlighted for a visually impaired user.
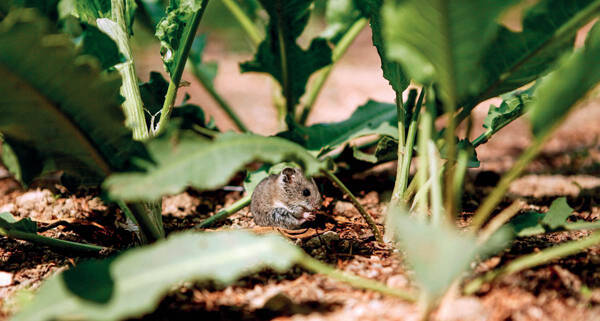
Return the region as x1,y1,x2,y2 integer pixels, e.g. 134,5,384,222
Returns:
302,188,311,197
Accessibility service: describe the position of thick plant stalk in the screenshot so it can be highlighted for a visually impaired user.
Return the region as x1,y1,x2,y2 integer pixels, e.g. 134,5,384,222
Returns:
464,231,600,295
197,195,251,228
322,169,383,243
299,252,416,301
97,2,149,140
98,0,164,241
298,18,368,124
154,0,210,136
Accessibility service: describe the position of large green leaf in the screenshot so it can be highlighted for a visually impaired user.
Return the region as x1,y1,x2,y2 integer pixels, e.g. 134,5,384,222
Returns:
240,0,332,109
13,230,304,321
383,0,519,108
0,9,147,185
104,131,328,201
279,100,398,155
155,0,209,77
529,21,600,136
470,0,600,106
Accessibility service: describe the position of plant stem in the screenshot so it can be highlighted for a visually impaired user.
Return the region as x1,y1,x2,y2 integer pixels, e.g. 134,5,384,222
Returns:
154,0,210,136
451,148,468,216
1,228,107,253
428,141,444,225
477,200,522,244
221,0,262,47
129,202,165,241
417,108,433,216
392,89,424,207
299,253,416,301
97,1,149,140
190,61,249,132
197,195,251,228
321,169,383,243
470,133,547,230
116,200,148,243
298,18,368,124
464,231,600,295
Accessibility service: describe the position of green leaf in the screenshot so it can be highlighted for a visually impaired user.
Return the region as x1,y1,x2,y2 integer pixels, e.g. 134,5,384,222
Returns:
0,9,147,185
529,21,600,136
189,34,218,87
385,209,478,298
0,212,37,234
139,71,170,115
472,86,536,147
470,0,600,106
155,0,208,77
13,230,304,321
104,131,327,201
351,136,397,164
79,23,124,69
240,0,332,109
383,0,519,108
279,100,398,155
356,0,409,94
321,0,362,44
541,197,574,230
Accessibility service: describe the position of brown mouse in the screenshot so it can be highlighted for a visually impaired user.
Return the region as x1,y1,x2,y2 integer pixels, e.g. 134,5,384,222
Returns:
250,167,321,229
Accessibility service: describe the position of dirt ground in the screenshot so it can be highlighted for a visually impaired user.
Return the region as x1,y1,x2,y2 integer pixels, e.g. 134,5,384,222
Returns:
3,28,600,321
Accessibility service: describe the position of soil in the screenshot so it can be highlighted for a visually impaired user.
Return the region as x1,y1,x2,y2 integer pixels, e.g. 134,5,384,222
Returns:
3,28,600,321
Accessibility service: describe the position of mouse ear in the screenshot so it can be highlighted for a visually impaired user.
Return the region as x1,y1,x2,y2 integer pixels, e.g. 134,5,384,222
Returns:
280,167,296,183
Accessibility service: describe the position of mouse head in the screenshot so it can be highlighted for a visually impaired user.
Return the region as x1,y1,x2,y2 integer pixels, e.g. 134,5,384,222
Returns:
278,167,321,212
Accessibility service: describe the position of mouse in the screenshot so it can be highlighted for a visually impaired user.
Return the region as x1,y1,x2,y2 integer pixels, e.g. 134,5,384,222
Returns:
250,167,321,229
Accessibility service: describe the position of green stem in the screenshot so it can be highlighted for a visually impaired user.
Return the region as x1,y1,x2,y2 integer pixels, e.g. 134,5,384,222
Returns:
116,200,148,244
470,132,548,230
197,195,251,228
96,1,149,140
154,0,210,136
1,229,107,253
129,202,165,241
298,18,368,124
299,253,416,301
428,141,444,225
393,89,424,206
221,0,262,47
417,109,433,216
190,61,249,132
322,169,383,243
464,231,600,295
451,148,468,215
477,200,522,244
